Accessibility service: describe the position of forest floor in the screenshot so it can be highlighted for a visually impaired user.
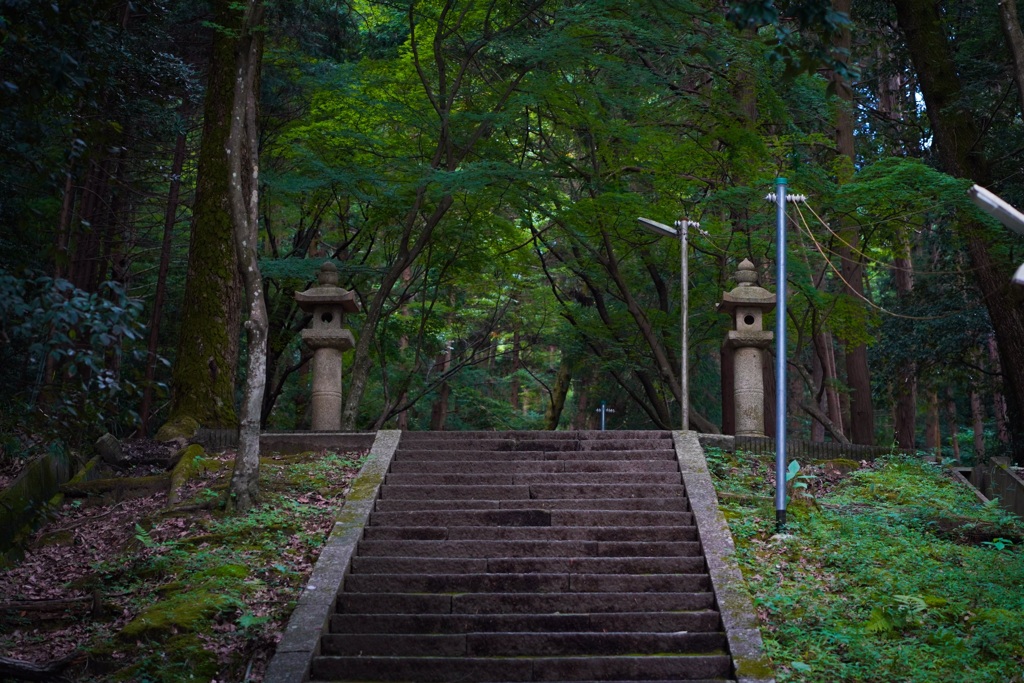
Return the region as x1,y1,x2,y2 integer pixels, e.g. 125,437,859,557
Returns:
1,444,1023,682
0,443,367,682
709,451,1024,683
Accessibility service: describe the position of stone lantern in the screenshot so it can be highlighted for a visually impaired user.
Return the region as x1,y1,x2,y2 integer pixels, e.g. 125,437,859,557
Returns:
719,259,775,437
295,262,359,431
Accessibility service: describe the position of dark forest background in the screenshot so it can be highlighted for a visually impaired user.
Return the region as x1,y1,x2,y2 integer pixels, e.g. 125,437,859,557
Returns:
3,0,1024,465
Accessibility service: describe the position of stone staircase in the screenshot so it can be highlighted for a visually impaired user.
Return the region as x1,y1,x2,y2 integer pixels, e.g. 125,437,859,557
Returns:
308,431,740,682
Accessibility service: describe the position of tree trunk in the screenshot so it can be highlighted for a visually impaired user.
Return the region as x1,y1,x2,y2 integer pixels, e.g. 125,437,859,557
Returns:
721,346,735,435
572,378,590,430
544,359,571,430
946,386,960,463
510,330,521,411
830,0,875,445
893,0,1024,458
397,394,410,430
811,342,825,442
924,388,940,454
988,335,1011,447
814,332,844,439
167,0,246,430
892,248,917,449
54,169,76,280
68,160,109,291
140,130,188,436
999,0,1024,119
429,348,451,431
789,370,803,436
971,389,985,461
226,0,266,511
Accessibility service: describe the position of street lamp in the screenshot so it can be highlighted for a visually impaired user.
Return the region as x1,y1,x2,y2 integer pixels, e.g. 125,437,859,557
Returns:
637,216,700,432
967,184,1024,286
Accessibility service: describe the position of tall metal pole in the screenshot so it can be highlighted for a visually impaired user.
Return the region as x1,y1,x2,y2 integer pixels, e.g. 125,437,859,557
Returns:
637,216,697,433
679,220,689,432
774,178,788,532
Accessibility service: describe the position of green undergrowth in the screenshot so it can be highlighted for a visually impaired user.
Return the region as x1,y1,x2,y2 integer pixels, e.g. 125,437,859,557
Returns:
708,449,1024,683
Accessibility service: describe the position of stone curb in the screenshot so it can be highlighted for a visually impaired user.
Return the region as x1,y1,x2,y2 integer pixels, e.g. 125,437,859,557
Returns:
264,430,401,683
673,430,776,683
260,431,376,455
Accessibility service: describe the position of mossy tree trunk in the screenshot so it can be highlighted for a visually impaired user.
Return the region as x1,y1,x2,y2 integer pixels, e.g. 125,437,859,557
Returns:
226,0,266,512
168,0,244,430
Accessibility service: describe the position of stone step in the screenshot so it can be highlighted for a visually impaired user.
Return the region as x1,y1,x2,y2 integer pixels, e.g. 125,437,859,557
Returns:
383,472,683,486
387,459,681,474
380,484,531,500
398,430,672,441
321,631,727,657
335,591,717,615
379,483,685,500
361,525,698,543
372,496,691,512
367,509,695,527
355,539,703,559
392,448,678,461
395,438,677,452
310,654,732,682
277,429,770,683
342,572,711,594
349,555,707,575
527,483,685,499
328,609,722,635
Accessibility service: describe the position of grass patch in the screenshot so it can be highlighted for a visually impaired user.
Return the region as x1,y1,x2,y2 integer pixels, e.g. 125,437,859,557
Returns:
710,449,1024,683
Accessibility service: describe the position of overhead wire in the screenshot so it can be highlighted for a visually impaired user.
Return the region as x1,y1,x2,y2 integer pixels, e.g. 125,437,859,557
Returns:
791,201,974,322
799,200,984,277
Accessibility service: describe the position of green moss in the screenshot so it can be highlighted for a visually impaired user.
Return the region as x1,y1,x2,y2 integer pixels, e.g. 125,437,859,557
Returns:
169,445,208,503
196,563,248,580
815,458,861,474
62,473,170,499
112,633,219,682
346,477,381,502
120,590,237,639
733,655,777,681
175,532,231,548
155,416,201,442
66,456,103,484
0,450,76,551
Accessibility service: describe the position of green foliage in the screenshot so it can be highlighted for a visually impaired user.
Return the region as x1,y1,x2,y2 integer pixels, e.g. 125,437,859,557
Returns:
714,453,1024,682
726,1,856,81
0,269,153,446
981,537,1014,551
785,460,816,503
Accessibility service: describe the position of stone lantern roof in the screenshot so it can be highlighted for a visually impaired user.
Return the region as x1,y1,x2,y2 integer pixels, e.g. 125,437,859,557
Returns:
295,262,360,313
718,259,776,315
